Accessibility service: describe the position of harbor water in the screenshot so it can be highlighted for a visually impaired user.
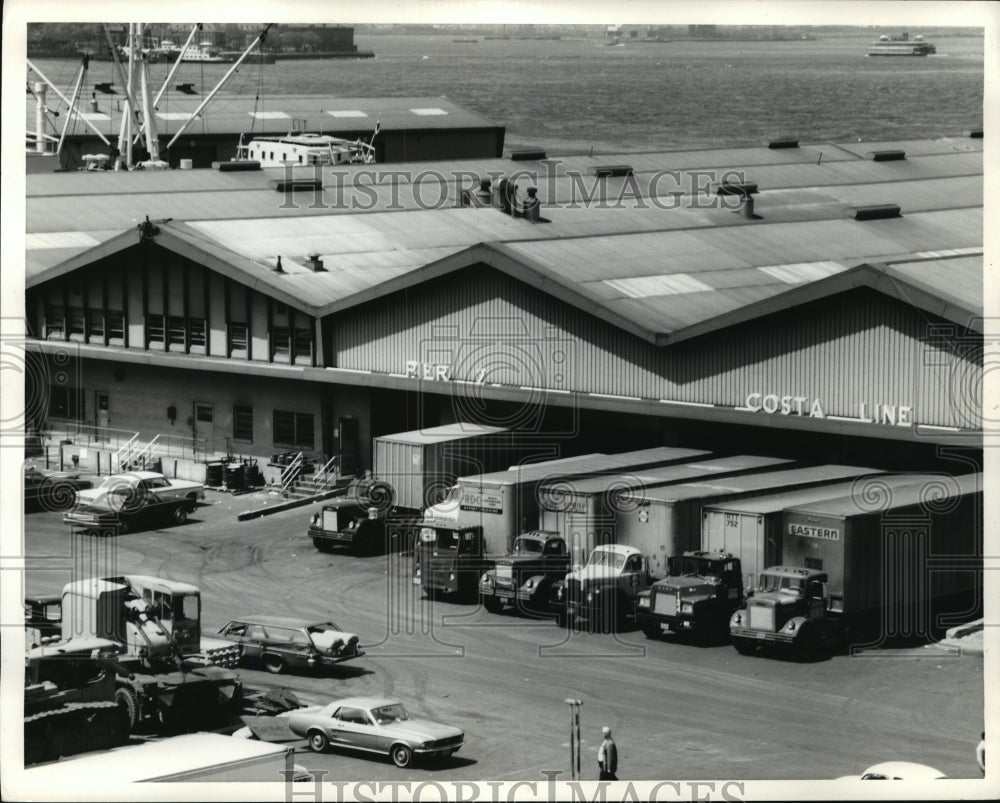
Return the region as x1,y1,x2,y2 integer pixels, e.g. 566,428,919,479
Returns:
32,32,984,155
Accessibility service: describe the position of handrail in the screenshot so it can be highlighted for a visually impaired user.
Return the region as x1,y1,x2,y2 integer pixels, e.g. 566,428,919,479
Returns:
113,434,139,471
314,455,339,490
280,452,304,493
129,434,162,469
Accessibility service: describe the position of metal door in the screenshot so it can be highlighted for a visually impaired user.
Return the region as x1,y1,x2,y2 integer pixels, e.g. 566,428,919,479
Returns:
338,417,359,476
95,391,110,432
193,403,214,451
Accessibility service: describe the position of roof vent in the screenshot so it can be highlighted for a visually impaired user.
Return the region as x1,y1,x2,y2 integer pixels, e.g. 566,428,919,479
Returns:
767,138,799,149
269,177,323,192
305,254,325,272
273,256,284,273
593,165,633,177
965,129,983,139
214,160,261,172
866,150,906,161
510,148,547,161
846,204,901,221
462,178,494,207
716,182,758,197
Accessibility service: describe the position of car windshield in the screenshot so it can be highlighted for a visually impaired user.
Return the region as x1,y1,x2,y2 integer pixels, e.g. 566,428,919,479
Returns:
587,550,626,569
372,703,409,724
758,574,803,595
514,539,543,554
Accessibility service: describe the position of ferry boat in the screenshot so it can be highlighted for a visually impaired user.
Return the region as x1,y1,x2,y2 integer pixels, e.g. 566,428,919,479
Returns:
866,33,936,56
234,132,376,167
181,42,231,63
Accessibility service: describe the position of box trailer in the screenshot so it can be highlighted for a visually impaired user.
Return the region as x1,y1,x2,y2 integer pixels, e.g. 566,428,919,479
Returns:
702,472,930,589
428,446,712,555
730,472,983,656
372,423,516,512
539,455,794,569
21,732,296,783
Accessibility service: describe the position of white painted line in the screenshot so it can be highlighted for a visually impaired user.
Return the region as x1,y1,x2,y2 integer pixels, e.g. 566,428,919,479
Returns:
590,392,642,401
659,399,714,408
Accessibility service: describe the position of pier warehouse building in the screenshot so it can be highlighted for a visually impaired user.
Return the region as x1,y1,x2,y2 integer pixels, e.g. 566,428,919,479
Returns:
23,133,983,480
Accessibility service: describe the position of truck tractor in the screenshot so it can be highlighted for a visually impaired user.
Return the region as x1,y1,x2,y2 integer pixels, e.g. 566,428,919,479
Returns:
728,566,841,658
478,531,570,615
549,544,653,632
29,575,243,732
413,523,492,601
635,551,744,641
24,653,129,765
309,480,420,555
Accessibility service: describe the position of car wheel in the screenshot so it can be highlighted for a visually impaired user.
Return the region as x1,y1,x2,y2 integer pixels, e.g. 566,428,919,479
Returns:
115,686,139,732
308,731,329,753
390,743,412,768
641,623,660,640
732,637,756,655
263,654,284,674
172,507,188,525
116,519,130,535
483,596,503,614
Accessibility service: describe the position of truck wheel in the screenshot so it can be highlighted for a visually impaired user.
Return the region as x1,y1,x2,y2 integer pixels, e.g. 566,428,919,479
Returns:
483,596,503,614
796,625,821,661
391,743,413,768
263,654,285,674
556,609,568,628
115,686,139,731
312,539,333,553
172,506,188,525
641,623,660,640
308,731,329,753
116,519,130,535
733,637,756,655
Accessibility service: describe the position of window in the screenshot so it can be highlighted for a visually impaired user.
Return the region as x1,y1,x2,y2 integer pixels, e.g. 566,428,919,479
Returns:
233,405,253,441
48,384,83,419
294,328,312,359
147,313,165,345
168,316,186,347
68,308,85,338
189,318,206,348
46,305,65,338
108,310,125,341
229,322,248,352
274,410,314,448
87,309,105,341
272,326,291,357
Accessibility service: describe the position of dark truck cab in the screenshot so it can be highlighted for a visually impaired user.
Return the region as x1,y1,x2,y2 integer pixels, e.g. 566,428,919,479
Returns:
309,490,418,555
478,531,569,614
414,524,490,600
636,551,743,641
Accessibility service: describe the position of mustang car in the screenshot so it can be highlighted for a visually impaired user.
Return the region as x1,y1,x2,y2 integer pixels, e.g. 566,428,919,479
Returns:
216,616,363,674
287,696,464,767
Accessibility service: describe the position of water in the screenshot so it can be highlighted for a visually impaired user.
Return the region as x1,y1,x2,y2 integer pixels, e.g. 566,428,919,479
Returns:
33,32,984,155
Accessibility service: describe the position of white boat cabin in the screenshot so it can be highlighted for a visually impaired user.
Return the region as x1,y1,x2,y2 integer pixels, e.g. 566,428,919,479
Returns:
236,133,376,167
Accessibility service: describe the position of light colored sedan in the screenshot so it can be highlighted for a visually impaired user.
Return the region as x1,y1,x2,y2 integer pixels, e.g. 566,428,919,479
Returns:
287,696,464,768
836,761,947,780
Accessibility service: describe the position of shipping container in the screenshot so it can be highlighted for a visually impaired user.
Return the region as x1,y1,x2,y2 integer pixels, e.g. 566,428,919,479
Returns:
701,471,934,588
429,447,712,554
780,472,982,619
538,455,794,568
619,465,884,579
372,424,516,511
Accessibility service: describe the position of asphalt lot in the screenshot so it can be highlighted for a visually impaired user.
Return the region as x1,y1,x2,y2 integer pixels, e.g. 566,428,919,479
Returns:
21,489,986,782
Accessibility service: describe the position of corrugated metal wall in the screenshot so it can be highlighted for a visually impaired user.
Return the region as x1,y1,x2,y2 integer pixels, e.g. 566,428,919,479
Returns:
332,267,979,428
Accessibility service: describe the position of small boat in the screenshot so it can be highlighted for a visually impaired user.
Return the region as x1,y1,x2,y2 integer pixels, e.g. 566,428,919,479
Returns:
181,42,232,63
867,32,936,56
233,132,377,168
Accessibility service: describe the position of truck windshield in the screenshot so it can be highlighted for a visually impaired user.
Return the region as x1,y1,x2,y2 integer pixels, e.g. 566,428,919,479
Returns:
587,550,626,569
435,530,461,551
179,594,199,622
514,539,543,554
757,575,803,595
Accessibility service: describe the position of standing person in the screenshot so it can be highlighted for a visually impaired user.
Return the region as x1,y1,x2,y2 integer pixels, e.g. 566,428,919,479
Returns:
597,726,618,780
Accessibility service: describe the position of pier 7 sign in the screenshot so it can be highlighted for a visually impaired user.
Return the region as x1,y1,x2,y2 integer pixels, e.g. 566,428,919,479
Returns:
743,393,914,427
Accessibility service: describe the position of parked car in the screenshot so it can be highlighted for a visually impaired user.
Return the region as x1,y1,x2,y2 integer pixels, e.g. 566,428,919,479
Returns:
836,761,947,780
216,616,364,674
287,696,464,767
23,465,92,511
63,482,196,534
74,471,205,507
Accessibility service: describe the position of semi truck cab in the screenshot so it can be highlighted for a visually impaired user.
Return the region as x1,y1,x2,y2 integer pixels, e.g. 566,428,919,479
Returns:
636,551,743,641
729,566,839,657
414,524,490,600
550,544,652,631
478,531,569,614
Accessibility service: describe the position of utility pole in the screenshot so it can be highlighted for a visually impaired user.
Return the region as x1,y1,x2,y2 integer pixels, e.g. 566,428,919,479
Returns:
564,698,583,780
